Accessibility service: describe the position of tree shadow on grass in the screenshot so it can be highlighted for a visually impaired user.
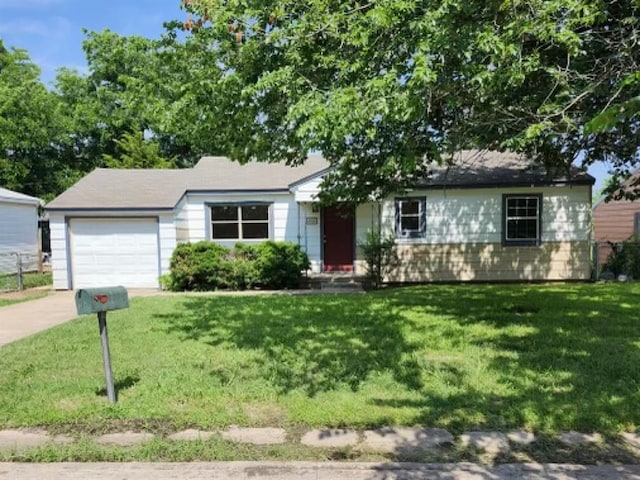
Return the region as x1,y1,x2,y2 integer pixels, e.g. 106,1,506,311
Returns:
374,284,640,434
155,295,422,396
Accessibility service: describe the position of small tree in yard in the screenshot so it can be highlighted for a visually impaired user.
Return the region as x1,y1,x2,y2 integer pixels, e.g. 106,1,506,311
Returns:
359,230,396,289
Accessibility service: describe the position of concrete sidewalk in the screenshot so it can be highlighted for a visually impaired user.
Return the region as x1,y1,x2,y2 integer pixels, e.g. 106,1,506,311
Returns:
1,462,640,480
0,289,164,347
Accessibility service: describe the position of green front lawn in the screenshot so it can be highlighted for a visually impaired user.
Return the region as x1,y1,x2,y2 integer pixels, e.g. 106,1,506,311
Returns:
1,283,639,435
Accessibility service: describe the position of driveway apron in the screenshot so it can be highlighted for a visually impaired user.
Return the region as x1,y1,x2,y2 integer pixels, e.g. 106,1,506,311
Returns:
0,292,79,347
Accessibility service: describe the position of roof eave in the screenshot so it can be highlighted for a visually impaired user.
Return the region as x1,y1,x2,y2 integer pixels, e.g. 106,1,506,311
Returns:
185,188,292,195
412,179,595,190
288,167,332,190
0,197,42,206
45,206,176,213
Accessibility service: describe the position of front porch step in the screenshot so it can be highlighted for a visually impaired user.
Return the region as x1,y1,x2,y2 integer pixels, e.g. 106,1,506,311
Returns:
305,273,367,292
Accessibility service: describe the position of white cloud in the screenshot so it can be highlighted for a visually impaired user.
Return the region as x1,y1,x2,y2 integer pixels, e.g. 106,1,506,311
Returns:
0,0,63,9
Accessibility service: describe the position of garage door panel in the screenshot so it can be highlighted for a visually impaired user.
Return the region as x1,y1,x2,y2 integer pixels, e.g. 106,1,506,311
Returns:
70,218,160,289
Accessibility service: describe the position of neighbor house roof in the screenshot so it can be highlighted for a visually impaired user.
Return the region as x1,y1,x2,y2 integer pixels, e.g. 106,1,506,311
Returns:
46,151,593,211
592,168,640,210
0,187,42,206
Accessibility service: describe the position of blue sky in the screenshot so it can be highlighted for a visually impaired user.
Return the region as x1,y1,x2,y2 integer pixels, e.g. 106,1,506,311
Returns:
0,0,611,191
0,0,182,83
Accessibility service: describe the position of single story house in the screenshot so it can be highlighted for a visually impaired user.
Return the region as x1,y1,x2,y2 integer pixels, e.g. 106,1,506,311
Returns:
0,187,42,273
46,150,594,289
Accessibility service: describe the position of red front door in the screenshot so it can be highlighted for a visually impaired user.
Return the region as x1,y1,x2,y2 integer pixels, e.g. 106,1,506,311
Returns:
323,205,354,272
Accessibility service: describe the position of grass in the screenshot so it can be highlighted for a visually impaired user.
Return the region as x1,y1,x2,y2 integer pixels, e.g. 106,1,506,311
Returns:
22,271,53,289
0,272,51,307
0,283,639,438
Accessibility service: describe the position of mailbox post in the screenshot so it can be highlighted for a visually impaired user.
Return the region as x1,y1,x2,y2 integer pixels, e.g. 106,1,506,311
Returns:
75,286,129,404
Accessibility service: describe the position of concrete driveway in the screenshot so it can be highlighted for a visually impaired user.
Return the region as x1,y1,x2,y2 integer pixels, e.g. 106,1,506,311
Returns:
0,289,161,348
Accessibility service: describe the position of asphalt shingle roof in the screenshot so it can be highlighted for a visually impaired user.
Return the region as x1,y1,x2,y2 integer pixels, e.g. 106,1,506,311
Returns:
46,169,190,210
46,151,593,210
46,156,330,210
188,155,330,191
419,150,594,188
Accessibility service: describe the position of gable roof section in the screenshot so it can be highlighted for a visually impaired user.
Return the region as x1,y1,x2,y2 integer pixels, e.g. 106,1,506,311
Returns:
0,187,42,206
189,155,330,191
46,169,190,210
46,156,331,211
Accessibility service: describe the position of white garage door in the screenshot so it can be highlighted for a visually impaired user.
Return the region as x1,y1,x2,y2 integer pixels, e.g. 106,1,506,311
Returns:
70,218,160,288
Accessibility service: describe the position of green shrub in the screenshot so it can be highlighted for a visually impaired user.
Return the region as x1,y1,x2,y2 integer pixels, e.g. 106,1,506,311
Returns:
358,230,397,289
159,273,176,291
166,241,309,291
604,238,640,279
168,241,235,291
231,243,260,289
252,241,310,289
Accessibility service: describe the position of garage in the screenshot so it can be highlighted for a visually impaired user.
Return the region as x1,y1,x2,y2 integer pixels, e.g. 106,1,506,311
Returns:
69,218,160,289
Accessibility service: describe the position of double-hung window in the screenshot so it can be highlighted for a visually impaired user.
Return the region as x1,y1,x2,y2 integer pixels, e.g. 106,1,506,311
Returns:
210,204,270,240
395,197,426,239
502,195,542,246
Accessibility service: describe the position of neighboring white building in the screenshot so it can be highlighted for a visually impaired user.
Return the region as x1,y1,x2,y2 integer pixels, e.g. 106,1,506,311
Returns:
0,187,42,273
46,151,594,290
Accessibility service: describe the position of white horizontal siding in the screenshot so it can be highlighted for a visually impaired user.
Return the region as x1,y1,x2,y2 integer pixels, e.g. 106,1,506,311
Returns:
293,177,323,202
184,193,299,243
355,204,377,244
0,202,38,256
273,200,295,241
159,214,177,275
353,203,377,274
49,214,69,290
174,196,190,244
378,186,591,244
299,203,322,272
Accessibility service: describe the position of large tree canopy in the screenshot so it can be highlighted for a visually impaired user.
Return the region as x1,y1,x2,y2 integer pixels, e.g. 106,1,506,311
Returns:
0,30,211,199
0,40,66,198
54,30,205,174
180,0,640,202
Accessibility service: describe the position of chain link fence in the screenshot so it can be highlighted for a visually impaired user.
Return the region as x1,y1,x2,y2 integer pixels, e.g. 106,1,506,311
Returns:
0,252,41,292
592,240,640,281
